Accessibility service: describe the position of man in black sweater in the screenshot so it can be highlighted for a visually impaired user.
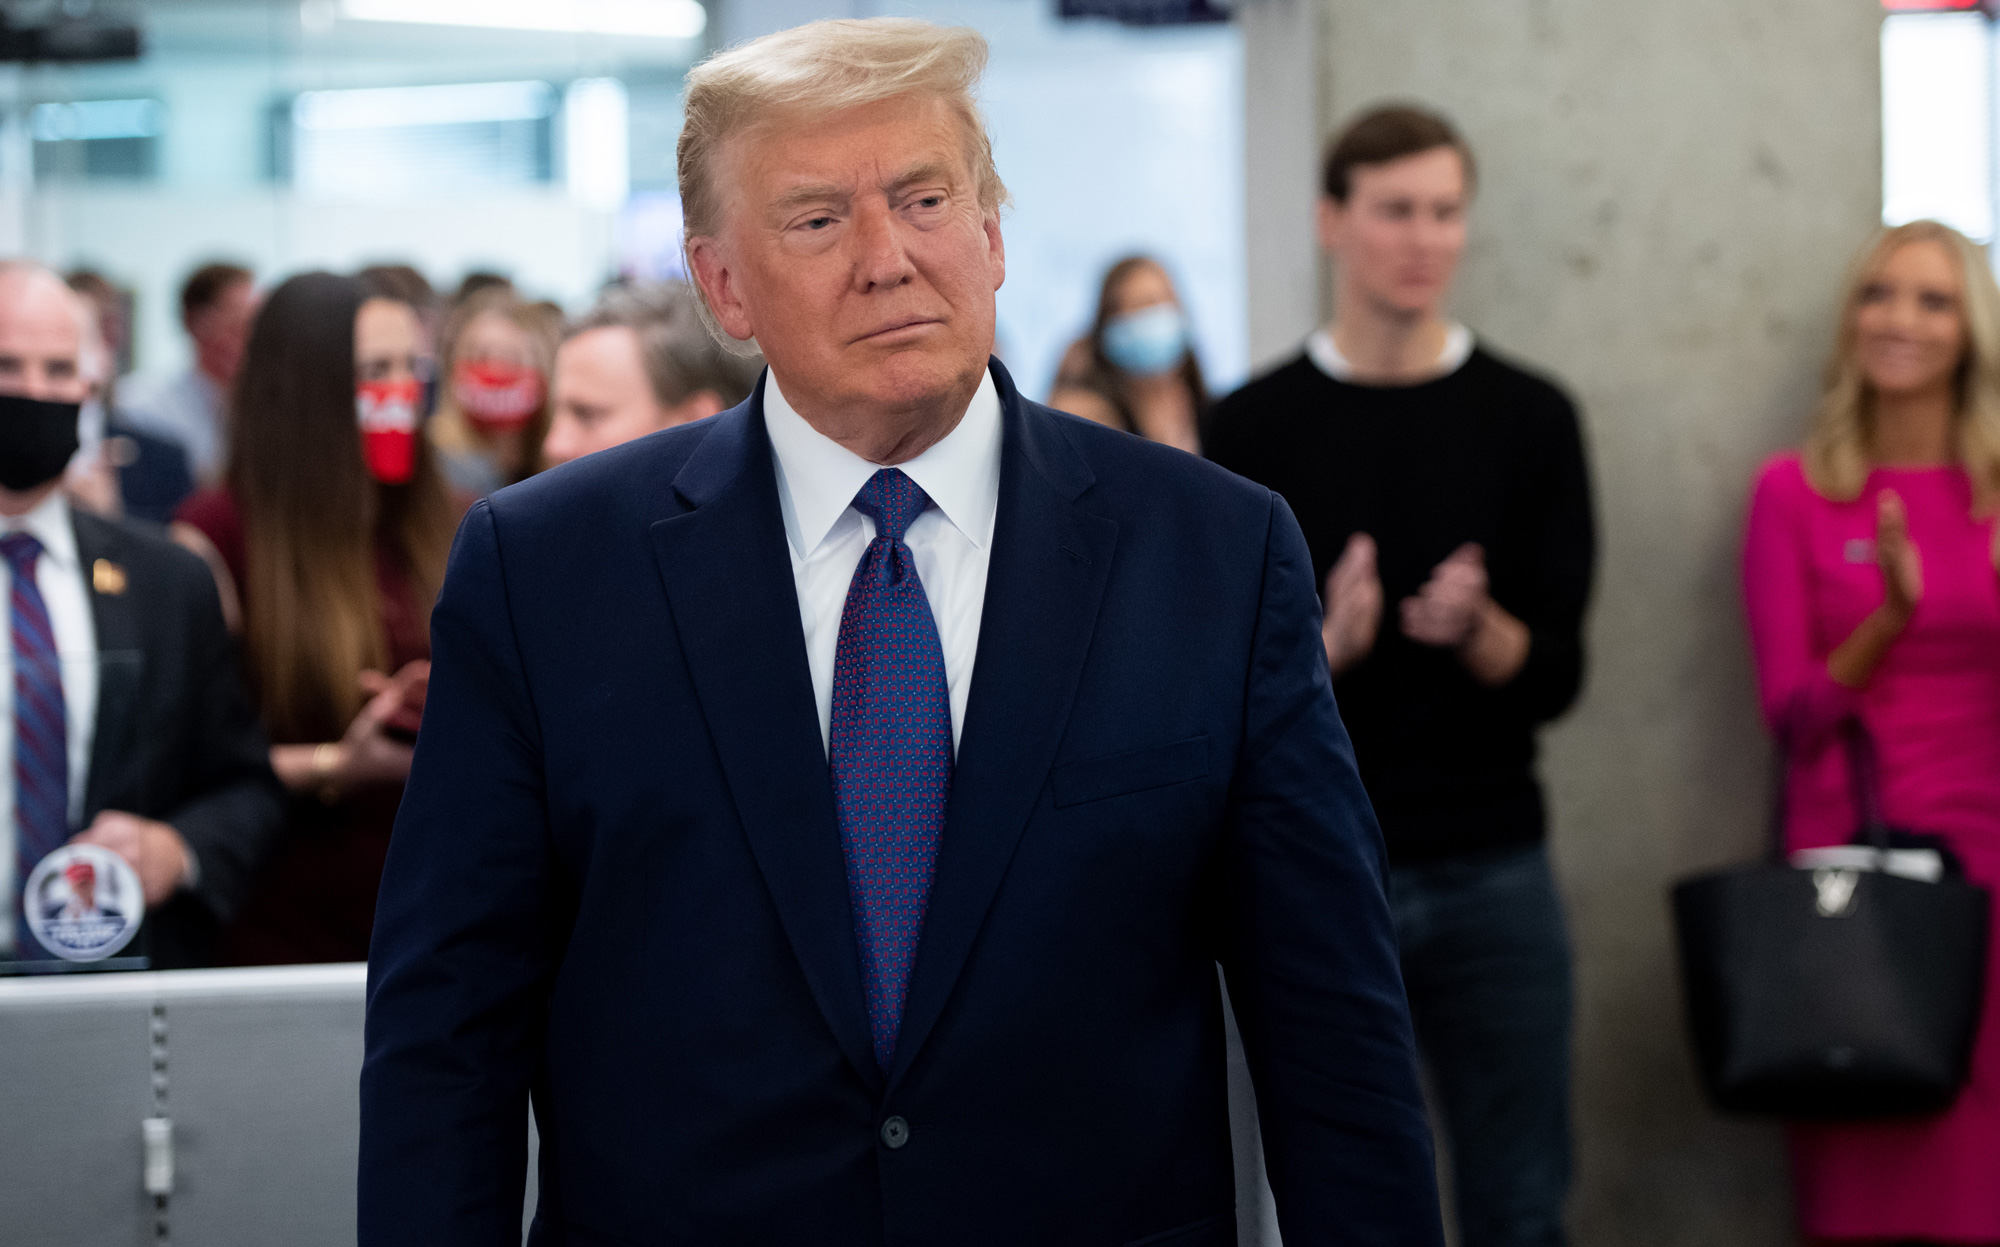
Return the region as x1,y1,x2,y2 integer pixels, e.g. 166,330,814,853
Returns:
1207,107,1595,1247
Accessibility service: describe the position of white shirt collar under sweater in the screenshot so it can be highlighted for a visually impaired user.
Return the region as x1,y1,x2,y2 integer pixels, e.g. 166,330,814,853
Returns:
1307,322,1474,384
762,367,1003,756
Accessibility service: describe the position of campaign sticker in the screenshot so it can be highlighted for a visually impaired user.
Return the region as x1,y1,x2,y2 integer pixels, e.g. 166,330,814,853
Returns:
23,843,143,961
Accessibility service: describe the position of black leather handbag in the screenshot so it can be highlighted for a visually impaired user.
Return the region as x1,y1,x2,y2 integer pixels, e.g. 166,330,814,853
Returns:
1671,721,1990,1118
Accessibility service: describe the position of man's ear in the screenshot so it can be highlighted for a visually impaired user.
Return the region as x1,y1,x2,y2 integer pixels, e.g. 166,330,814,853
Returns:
983,211,1006,293
1315,196,1345,256
685,235,757,344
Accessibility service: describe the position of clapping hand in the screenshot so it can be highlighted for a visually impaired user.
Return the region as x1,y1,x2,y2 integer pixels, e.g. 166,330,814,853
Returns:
1401,543,1489,647
336,662,430,789
1826,489,1927,689
1323,533,1384,675
362,660,430,741
1876,489,1923,621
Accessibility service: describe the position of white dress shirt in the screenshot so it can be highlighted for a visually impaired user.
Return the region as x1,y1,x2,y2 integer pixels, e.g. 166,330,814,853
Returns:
763,369,1003,756
1307,322,1474,383
0,492,101,954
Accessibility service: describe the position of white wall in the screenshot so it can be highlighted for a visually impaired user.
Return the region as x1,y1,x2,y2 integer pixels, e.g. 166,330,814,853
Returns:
1881,12,1992,240
979,30,1246,398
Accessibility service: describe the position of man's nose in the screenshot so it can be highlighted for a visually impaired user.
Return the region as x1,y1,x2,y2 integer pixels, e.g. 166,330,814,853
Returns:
849,200,916,292
1883,297,1929,334
19,365,58,401
1414,216,1455,249
541,418,577,465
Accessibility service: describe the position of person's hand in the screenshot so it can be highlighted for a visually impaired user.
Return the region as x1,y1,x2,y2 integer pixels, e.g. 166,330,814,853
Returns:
1323,533,1384,675
1401,543,1489,648
331,673,420,790
1827,491,1925,689
73,811,189,907
1876,489,1923,622
360,660,430,738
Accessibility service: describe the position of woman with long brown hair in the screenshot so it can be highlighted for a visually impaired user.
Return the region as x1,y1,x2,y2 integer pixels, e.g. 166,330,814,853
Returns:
1743,220,2000,1245
1048,255,1208,453
174,271,462,964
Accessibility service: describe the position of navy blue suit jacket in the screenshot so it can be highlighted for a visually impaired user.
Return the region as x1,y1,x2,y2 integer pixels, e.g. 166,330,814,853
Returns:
359,361,1442,1247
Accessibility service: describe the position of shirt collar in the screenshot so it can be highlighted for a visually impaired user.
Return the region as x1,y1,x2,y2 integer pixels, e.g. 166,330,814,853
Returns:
1307,322,1474,384
1,490,78,573
763,366,1003,558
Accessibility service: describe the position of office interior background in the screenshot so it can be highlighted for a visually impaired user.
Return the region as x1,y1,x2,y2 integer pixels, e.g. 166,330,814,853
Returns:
0,0,1982,1243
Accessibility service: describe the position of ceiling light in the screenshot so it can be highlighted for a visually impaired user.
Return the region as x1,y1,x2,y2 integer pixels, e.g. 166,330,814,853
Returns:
293,81,556,131
32,99,163,142
338,0,706,41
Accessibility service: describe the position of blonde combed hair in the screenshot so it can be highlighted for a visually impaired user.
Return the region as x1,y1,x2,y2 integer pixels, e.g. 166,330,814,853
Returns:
678,18,1006,243
1806,220,2000,510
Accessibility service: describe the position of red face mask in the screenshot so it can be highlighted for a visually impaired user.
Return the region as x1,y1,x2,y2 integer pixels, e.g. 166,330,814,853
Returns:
356,377,422,485
452,358,545,434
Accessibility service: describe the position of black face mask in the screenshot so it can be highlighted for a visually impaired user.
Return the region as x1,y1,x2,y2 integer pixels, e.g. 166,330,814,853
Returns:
0,392,81,493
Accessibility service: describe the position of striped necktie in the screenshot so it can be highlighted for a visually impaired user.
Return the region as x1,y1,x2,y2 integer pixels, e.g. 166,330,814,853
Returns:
5,532,67,958
828,468,952,1070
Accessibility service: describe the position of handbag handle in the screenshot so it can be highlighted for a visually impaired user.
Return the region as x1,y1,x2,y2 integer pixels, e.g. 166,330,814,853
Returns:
1764,716,1890,861
1840,717,1892,849
1764,731,1791,865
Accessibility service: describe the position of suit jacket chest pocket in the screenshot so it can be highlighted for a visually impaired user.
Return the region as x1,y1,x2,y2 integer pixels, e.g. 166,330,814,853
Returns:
1050,736,1209,809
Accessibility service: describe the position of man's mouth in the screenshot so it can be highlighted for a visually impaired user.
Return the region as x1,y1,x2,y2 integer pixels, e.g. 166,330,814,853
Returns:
857,316,942,342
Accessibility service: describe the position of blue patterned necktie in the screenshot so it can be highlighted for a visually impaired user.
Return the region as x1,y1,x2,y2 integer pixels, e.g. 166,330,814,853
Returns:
829,468,953,1070
5,532,66,959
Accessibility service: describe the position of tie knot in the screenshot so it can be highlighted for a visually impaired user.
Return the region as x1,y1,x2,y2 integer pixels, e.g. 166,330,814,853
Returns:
850,468,932,545
0,531,42,574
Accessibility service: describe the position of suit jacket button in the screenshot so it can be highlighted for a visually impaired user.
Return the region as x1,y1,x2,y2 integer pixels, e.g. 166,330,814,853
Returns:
880,1116,910,1149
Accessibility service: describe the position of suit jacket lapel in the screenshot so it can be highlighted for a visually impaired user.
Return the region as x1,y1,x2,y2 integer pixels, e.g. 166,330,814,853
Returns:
888,364,1118,1088
71,512,142,821
648,392,881,1091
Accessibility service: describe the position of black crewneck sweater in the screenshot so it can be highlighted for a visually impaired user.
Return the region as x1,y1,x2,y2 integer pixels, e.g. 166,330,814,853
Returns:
1205,345,1596,863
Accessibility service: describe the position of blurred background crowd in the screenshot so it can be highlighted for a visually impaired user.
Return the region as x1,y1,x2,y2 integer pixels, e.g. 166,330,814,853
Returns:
2,0,1999,1244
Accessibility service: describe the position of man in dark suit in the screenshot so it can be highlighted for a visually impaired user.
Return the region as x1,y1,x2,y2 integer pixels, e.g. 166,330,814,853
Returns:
65,269,199,525
361,17,1442,1246
0,260,282,970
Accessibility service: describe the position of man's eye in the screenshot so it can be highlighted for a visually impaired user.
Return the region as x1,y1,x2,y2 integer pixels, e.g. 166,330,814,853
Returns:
805,216,833,230
916,195,944,208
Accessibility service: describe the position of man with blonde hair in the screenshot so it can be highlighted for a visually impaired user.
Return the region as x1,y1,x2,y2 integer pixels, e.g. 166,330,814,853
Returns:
361,19,1442,1246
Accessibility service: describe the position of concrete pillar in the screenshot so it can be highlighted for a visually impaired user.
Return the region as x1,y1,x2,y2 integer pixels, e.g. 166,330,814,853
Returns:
1240,0,1323,373
1304,3,1883,1243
